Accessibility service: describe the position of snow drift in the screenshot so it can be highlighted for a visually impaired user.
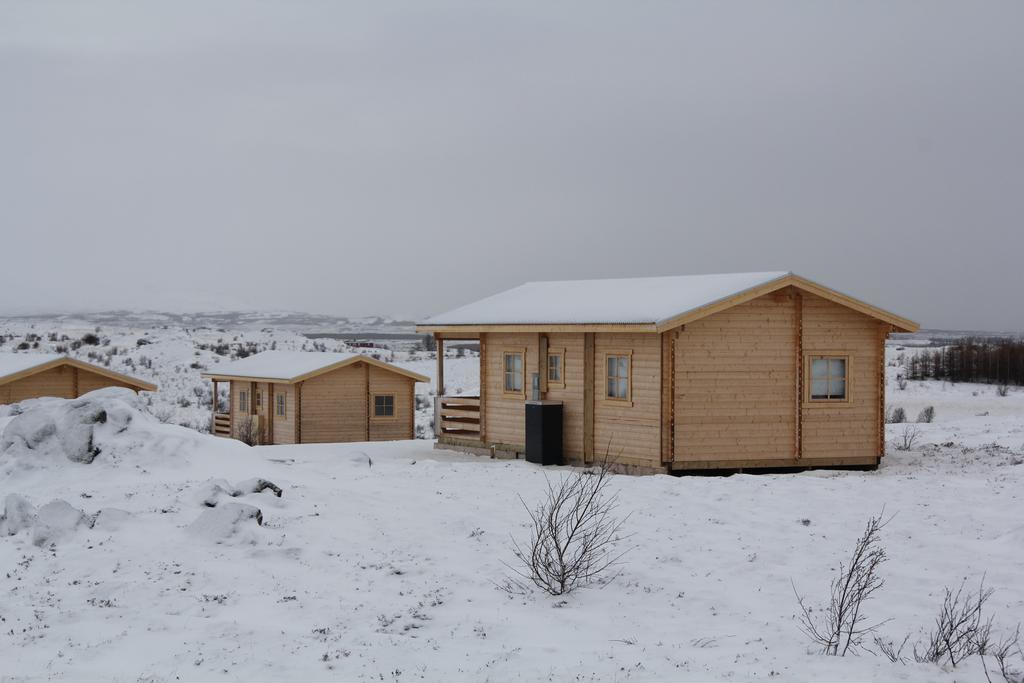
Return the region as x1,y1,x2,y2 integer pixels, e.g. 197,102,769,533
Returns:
0,387,236,476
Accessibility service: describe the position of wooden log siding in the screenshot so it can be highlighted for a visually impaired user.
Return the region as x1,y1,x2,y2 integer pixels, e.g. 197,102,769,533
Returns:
543,332,586,462
673,292,798,463
273,384,297,445
300,363,368,443
1,364,145,404
5,365,75,401
593,332,662,468
800,292,883,460
481,332,535,449
367,366,416,441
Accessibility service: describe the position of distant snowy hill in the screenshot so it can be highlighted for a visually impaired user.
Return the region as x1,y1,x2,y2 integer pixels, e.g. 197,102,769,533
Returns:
2,310,417,334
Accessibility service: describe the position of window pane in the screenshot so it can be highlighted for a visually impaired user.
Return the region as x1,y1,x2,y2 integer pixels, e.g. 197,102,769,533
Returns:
616,378,628,399
830,379,846,399
514,354,522,372
606,378,616,397
618,356,629,376
811,379,828,398
514,373,522,391
811,358,828,378
830,358,846,379
607,357,616,377
505,354,513,371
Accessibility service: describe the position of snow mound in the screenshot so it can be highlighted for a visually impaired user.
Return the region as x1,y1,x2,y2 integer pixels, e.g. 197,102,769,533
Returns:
0,388,233,477
32,499,91,547
93,507,132,532
188,502,264,545
0,493,37,536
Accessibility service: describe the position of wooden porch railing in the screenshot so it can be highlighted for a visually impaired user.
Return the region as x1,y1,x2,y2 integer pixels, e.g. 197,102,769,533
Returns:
435,396,480,439
212,412,231,437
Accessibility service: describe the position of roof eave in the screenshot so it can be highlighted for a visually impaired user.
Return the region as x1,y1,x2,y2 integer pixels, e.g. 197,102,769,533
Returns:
0,357,157,392
415,322,660,334
202,356,430,385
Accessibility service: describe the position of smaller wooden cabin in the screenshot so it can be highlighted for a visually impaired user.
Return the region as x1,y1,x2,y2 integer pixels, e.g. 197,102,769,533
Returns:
201,351,428,445
0,353,157,404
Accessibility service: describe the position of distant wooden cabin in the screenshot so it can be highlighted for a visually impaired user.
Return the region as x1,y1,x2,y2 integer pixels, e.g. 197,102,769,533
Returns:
417,272,919,474
0,353,157,404
201,351,429,445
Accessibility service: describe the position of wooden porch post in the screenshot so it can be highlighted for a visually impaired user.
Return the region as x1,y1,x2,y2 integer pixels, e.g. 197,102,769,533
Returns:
267,382,275,444
435,333,445,397
211,379,218,434
538,334,548,397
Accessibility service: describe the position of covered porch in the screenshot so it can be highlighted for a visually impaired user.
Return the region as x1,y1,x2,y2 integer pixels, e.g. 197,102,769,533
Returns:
433,333,484,448
210,378,232,437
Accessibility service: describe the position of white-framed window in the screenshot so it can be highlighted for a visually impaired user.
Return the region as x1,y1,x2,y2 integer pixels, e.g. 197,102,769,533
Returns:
373,393,395,418
238,390,249,413
605,353,631,401
503,351,524,394
547,350,564,388
809,356,848,401
275,393,286,417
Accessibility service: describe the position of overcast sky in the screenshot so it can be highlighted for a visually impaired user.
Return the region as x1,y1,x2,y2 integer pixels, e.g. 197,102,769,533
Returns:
1,2,1022,330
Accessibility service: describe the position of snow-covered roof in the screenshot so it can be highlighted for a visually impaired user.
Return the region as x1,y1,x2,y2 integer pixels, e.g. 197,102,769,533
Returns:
0,353,157,391
202,351,429,384
417,271,919,332
421,272,790,327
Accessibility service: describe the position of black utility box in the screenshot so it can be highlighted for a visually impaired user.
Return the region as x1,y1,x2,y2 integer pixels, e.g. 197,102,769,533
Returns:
525,400,563,466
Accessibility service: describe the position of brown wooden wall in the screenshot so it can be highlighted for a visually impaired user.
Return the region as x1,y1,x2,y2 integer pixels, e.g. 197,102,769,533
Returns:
479,331,664,469
544,332,586,461
299,364,367,443
593,332,663,468
671,288,884,466
78,370,138,394
673,291,798,464
480,332,535,448
273,384,297,445
800,292,884,459
1,365,145,405
367,365,416,441
4,366,75,403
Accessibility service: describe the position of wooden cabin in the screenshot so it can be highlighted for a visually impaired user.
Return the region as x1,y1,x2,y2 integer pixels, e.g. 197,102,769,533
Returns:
416,272,919,474
201,351,429,445
0,353,157,404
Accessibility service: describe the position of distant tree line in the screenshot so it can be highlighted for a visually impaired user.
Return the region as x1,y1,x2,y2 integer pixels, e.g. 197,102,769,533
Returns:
906,337,1024,386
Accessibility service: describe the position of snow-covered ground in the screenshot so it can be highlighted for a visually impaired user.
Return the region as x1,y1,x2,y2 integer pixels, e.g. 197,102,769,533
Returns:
1,328,1022,680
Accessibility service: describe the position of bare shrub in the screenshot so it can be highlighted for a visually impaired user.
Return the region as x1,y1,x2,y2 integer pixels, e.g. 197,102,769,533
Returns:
236,415,261,446
873,634,910,664
997,384,1010,397
897,376,908,391
894,425,921,451
887,407,906,424
992,624,1023,683
508,458,632,596
915,577,995,668
793,513,890,656
917,406,935,424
